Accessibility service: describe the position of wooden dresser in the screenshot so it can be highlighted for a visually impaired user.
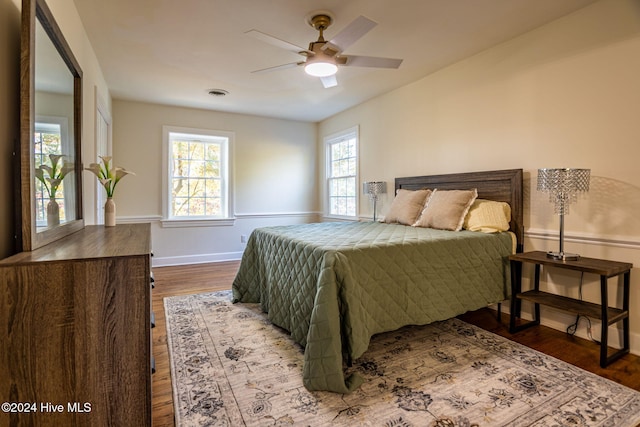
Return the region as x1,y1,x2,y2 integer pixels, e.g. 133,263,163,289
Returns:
0,224,152,426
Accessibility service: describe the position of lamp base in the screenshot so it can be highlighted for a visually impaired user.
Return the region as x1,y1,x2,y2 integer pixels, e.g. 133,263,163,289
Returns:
546,251,580,261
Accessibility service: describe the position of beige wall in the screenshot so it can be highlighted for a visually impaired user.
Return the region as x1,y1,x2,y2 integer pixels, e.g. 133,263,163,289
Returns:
111,100,318,265
320,0,640,353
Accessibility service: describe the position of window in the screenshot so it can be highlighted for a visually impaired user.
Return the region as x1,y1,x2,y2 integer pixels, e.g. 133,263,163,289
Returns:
163,126,233,224
325,127,358,218
34,117,71,225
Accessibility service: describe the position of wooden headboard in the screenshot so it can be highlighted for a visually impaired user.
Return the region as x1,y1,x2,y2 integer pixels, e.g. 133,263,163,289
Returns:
395,169,524,253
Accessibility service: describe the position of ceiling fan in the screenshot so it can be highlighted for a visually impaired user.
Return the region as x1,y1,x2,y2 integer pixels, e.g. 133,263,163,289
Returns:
246,12,403,88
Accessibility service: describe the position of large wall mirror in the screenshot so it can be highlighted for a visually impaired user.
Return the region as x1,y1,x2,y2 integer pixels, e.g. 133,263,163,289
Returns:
19,0,83,251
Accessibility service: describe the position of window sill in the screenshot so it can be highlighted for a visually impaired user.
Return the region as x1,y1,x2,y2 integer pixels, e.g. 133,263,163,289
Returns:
161,217,236,228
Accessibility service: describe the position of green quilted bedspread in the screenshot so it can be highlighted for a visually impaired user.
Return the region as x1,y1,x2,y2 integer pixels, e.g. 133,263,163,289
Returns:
232,221,513,393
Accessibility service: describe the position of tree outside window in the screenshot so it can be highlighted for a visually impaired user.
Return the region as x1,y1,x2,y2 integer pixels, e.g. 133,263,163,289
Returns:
164,127,233,221
34,121,68,224
326,127,358,218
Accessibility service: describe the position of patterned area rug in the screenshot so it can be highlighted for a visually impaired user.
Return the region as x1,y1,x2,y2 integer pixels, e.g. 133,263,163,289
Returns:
164,291,640,426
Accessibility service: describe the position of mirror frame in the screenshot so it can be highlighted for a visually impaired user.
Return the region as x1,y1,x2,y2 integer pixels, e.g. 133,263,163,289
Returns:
19,0,84,251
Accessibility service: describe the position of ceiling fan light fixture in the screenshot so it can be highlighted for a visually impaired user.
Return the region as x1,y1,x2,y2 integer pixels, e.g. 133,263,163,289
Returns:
249,12,402,88
304,61,338,77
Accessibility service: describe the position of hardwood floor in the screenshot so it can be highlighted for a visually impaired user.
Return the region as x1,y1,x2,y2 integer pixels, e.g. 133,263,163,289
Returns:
151,261,640,426
152,261,238,427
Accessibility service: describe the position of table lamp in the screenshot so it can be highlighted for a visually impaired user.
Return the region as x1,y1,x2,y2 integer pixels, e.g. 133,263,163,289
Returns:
363,181,387,221
537,168,590,260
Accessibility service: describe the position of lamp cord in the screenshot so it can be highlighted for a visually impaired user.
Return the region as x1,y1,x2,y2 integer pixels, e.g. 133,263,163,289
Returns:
565,272,599,344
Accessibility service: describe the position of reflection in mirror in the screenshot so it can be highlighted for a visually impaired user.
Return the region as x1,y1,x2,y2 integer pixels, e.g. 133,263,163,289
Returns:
19,0,83,251
34,19,76,230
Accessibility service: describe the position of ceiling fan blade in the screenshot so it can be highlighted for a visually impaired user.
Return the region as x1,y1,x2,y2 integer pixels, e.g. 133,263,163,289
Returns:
251,62,301,74
326,16,377,52
344,55,403,69
245,29,310,55
320,75,338,88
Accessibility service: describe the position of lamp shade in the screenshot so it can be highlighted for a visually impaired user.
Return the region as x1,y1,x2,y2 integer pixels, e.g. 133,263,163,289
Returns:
537,168,590,215
363,181,387,198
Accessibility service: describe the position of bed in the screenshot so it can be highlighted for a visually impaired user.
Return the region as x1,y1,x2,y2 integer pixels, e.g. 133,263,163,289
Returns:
232,169,523,393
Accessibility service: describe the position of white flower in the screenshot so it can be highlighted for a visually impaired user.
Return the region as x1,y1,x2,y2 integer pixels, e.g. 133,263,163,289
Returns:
35,154,74,198
85,156,135,197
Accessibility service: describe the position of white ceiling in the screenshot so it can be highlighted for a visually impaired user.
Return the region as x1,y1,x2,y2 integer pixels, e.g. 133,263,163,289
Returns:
72,0,598,122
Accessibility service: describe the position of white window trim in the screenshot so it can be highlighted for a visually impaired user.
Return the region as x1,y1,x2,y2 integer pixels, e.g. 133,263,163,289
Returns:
161,125,235,228
35,115,72,226
36,115,70,153
323,125,359,220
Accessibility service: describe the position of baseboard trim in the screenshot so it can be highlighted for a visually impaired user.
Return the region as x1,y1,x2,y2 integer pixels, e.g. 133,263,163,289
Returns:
152,252,243,267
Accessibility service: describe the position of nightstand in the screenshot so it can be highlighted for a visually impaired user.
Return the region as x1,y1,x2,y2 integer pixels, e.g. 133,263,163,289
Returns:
509,250,633,367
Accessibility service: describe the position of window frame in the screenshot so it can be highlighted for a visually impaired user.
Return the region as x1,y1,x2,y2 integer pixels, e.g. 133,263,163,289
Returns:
34,115,71,226
324,126,359,220
162,125,235,227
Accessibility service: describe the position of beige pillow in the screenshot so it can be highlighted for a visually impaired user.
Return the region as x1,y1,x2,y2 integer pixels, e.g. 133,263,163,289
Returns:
413,189,478,231
463,199,511,233
384,189,432,225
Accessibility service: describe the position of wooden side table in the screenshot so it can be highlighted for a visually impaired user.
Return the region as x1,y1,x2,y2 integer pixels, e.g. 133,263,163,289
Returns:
509,250,633,367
